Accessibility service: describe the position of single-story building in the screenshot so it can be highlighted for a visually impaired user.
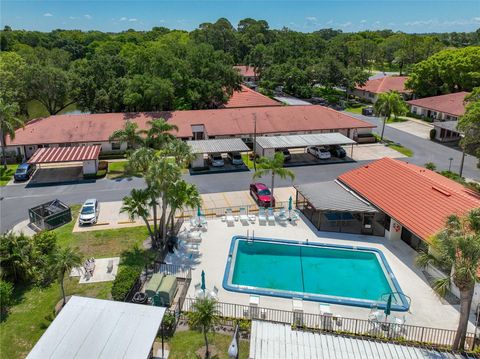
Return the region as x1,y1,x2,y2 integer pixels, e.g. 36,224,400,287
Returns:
337,157,480,251
27,296,166,359
223,85,281,109
407,91,469,121
351,76,410,103
233,65,258,83
7,105,375,160
432,120,462,142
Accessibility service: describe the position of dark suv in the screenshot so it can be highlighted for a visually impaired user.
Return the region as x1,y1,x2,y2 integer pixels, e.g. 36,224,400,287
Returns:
328,145,347,158
14,163,36,181
275,148,291,161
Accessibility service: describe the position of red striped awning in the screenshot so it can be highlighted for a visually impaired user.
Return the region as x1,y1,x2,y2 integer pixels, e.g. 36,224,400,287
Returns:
28,145,101,164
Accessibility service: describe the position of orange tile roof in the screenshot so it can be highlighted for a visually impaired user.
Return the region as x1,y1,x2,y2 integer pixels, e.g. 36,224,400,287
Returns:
7,106,374,146
224,85,281,108
407,92,469,117
355,76,409,94
234,65,257,78
338,158,480,242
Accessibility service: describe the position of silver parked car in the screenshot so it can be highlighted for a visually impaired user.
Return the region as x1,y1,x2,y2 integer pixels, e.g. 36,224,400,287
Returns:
227,152,244,166
307,146,332,160
209,154,225,167
79,199,100,225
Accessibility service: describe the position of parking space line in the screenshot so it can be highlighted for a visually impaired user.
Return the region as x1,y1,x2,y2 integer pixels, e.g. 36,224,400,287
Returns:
222,192,232,208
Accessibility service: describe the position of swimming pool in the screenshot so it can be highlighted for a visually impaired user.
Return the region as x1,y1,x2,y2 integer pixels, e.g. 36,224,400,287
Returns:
223,236,409,311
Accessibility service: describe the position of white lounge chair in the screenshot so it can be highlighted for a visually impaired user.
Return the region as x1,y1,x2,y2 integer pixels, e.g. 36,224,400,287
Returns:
213,285,219,297
267,208,275,223
239,207,249,223
187,231,202,242
290,209,300,223
276,208,288,223
225,209,235,225
258,208,267,223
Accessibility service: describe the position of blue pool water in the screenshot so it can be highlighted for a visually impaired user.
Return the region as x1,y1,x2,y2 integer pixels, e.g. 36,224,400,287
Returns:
223,237,409,311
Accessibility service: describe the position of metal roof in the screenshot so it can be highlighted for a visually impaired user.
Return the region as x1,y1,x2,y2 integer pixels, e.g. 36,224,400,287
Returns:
28,145,101,164
295,181,377,213
27,296,166,359
249,321,471,359
433,121,462,133
255,133,356,149
186,138,250,154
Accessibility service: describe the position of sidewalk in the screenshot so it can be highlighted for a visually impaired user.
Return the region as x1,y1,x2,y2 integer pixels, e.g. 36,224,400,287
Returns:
72,187,297,232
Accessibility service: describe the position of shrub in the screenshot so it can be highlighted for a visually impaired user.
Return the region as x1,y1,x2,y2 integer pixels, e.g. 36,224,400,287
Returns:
33,231,58,255
111,265,142,301
0,280,14,317
429,128,436,140
424,162,437,171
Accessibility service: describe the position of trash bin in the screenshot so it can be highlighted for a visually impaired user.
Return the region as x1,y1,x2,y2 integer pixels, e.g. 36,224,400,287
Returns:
132,292,148,304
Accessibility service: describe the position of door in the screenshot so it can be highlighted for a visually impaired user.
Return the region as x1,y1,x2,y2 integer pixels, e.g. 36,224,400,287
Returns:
361,213,374,235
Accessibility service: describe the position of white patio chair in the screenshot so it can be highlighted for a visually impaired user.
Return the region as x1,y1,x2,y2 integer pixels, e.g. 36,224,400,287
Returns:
267,207,275,223
187,231,202,242
276,208,288,223
225,209,235,225
212,285,219,297
258,208,267,223
239,207,249,223
194,283,201,292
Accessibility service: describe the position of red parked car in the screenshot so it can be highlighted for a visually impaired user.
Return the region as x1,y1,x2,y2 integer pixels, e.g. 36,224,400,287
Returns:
250,183,275,207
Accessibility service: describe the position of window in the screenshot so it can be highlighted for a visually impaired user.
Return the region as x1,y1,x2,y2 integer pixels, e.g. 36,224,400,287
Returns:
111,142,121,150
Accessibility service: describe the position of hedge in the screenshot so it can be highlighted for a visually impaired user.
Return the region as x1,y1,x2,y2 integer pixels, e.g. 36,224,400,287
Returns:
111,265,142,301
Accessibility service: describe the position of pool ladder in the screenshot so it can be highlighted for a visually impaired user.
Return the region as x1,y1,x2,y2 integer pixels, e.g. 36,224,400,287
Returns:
247,230,255,244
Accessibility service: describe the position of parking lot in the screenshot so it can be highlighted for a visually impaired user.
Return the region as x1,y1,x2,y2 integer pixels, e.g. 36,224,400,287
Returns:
72,187,297,232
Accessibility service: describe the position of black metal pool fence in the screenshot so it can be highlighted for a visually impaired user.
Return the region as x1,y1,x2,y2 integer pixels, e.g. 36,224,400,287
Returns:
176,296,476,351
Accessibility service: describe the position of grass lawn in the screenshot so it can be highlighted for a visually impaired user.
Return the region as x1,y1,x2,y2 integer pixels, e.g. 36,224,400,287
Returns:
106,160,139,179
385,116,407,124
0,206,150,358
167,331,250,359
0,164,18,186
345,106,364,114
387,143,413,157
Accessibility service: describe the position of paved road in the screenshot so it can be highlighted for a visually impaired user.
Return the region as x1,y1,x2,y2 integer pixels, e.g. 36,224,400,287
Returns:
346,113,480,181
1,114,478,232
0,161,366,232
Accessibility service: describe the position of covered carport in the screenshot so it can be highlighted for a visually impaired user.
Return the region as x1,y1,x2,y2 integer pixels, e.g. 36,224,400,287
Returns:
27,145,101,184
187,138,250,174
254,132,356,166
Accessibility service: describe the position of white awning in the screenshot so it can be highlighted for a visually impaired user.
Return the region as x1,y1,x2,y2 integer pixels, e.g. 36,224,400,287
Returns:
187,138,250,154
27,296,166,359
255,133,355,149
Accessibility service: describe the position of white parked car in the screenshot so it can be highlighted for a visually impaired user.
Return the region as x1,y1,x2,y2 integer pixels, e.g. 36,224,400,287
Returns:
79,199,100,225
307,146,331,160
209,154,225,167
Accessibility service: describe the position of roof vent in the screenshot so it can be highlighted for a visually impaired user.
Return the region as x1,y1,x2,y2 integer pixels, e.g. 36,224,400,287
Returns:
432,186,451,197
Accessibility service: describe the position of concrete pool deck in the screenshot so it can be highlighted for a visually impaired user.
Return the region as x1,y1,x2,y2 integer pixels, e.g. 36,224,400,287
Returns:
180,214,475,332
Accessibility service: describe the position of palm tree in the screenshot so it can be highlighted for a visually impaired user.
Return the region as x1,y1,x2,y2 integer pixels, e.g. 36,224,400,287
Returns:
121,188,157,246
187,298,221,358
166,179,201,232
374,91,408,141
253,152,295,202
109,120,144,150
165,139,195,168
0,100,24,169
52,247,81,306
127,147,157,175
416,209,480,350
145,118,178,149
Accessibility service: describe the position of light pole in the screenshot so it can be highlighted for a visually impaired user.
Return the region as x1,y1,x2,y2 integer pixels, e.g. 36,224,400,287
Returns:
448,157,453,172
253,115,257,171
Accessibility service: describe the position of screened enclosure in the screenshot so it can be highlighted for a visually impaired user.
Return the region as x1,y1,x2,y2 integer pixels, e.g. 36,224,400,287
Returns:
295,182,385,236
29,199,72,231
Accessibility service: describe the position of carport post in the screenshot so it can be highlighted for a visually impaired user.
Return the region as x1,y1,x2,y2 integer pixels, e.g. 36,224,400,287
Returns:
350,144,354,158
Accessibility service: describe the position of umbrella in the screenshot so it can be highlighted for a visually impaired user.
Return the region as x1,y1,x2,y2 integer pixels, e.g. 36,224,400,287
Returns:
201,270,206,293
288,196,293,219
384,293,392,318
197,206,202,218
